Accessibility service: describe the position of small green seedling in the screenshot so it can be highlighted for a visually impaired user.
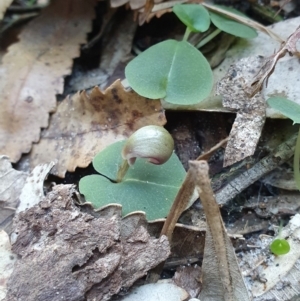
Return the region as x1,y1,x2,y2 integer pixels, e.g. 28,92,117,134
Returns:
125,3,257,105
270,221,290,256
267,96,300,190
79,126,186,220
270,239,290,256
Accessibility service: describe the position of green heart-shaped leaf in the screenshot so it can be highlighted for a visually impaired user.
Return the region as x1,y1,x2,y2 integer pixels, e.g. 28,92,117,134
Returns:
79,140,186,220
267,96,300,124
210,6,257,39
173,4,211,33
125,40,213,105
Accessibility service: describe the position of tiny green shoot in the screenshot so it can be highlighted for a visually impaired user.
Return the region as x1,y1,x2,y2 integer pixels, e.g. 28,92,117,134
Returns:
270,221,290,256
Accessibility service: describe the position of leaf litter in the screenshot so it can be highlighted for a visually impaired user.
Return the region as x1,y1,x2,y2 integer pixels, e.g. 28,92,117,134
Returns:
0,0,96,162
28,80,166,177
1,1,297,300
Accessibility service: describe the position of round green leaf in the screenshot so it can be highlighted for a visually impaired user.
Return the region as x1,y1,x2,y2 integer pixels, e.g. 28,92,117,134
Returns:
210,6,257,39
267,96,300,124
125,40,213,105
270,239,290,255
173,4,210,33
79,140,186,220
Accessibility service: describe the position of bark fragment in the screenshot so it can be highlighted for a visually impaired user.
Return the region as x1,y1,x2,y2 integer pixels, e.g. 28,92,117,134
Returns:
5,185,170,301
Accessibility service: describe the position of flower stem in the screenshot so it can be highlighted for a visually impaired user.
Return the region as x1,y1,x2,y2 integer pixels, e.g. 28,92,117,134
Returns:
196,28,222,49
117,159,130,183
293,126,300,190
182,27,192,41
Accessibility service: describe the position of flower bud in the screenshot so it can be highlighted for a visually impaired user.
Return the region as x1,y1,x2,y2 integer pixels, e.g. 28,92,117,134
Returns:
122,125,174,166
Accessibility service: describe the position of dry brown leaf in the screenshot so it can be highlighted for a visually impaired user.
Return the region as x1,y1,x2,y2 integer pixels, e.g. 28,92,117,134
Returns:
190,161,251,301
217,56,266,167
0,0,96,162
6,184,170,301
249,26,300,96
0,0,12,20
29,80,166,177
0,156,27,232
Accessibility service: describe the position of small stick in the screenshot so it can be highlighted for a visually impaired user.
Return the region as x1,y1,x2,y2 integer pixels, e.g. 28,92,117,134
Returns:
196,137,228,161
160,169,196,241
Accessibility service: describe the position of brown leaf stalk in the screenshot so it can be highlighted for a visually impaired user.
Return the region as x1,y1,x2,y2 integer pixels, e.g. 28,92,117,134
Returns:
189,160,250,301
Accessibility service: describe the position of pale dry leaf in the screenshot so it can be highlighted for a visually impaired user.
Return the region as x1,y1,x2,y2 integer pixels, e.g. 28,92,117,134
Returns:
0,0,96,162
5,184,170,301
29,80,166,177
16,162,54,214
0,230,16,300
0,156,27,232
0,0,12,20
217,56,266,167
190,161,251,301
